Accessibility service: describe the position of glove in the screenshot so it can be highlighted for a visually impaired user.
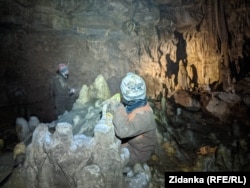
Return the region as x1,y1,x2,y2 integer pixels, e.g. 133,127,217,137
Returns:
107,100,120,115
106,112,113,119
102,93,121,114
69,88,75,95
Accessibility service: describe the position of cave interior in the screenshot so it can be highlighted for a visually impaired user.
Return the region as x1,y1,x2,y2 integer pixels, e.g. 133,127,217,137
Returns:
0,0,250,187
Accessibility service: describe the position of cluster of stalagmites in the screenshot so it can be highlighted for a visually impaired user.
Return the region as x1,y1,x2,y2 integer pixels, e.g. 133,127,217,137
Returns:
24,121,123,188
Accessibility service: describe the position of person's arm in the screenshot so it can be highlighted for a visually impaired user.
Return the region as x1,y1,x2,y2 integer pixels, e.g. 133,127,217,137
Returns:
112,104,155,138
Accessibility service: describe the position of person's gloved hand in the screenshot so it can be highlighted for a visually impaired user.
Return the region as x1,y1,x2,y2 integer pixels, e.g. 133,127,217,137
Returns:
69,88,75,95
102,93,121,114
107,100,120,115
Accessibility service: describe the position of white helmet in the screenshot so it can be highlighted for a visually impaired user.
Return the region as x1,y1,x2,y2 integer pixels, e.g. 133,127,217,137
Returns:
120,72,146,101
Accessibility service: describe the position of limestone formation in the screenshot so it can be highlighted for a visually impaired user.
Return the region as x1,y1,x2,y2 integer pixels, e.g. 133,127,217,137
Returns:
172,89,200,111
177,60,190,90
205,92,247,123
28,116,40,133
22,108,124,187
15,118,30,143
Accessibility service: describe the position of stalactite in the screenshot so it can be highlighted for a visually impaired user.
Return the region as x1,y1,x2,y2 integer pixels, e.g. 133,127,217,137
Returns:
227,0,246,74
177,60,189,90
207,0,217,50
214,0,231,90
246,2,250,28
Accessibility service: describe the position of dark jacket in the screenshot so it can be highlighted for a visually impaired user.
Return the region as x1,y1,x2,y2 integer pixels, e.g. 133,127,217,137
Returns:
112,103,157,166
52,74,75,116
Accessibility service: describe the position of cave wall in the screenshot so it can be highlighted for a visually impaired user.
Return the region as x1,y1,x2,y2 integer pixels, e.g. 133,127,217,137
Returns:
0,0,250,122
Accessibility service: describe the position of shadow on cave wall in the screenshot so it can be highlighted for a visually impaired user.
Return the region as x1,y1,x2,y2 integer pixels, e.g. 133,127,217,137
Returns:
165,31,192,87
